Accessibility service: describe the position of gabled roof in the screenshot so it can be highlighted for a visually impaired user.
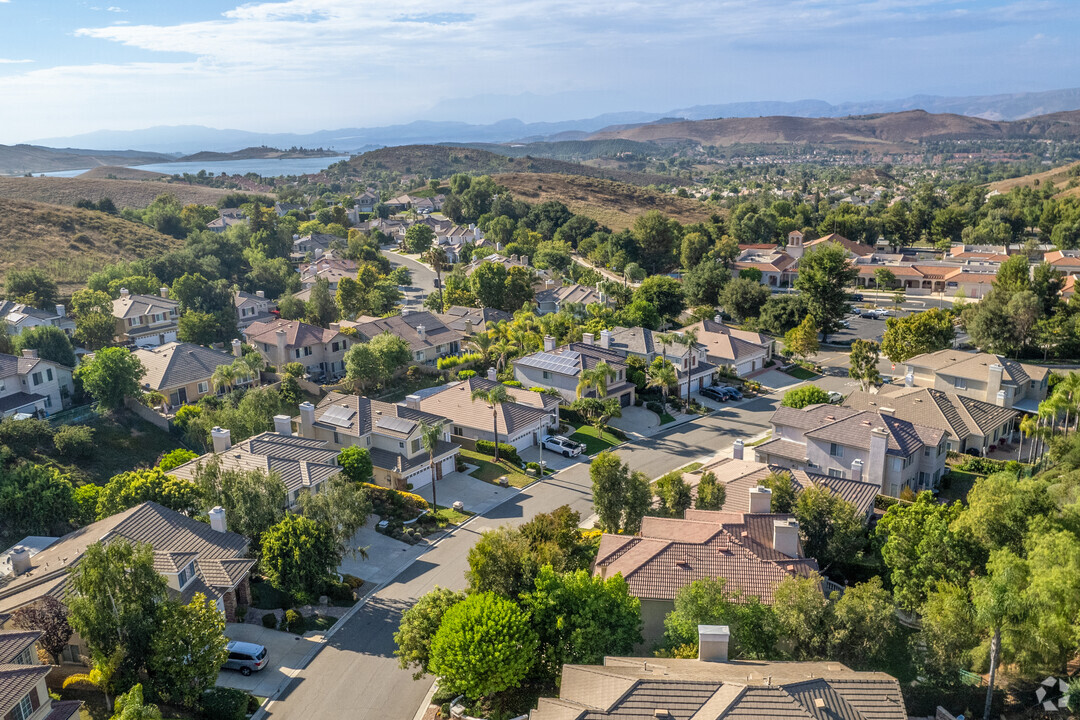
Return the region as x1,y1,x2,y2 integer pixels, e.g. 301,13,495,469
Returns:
413,377,552,436
351,311,463,352
435,306,512,334
111,294,179,320
243,318,344,348
905,349,1050,385
0,663,49,714
308,392,445,441
0,352,59,380
536,283,605,307
0,629,39,664
234,290,269,310
807,233,874,257
770,404,945,456
134,342,237,391
516,341,628,378
845,387,1017,441
681,319,771,363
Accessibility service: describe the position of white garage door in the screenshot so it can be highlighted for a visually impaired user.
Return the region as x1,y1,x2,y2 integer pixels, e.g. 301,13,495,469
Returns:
408,466,433,490
440,456,456,476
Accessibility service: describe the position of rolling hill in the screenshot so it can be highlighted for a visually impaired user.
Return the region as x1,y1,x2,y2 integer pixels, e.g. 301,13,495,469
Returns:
79,166,171,180
0,199,183,294
0,176,232,209
987,160,1080,198
177,146,341,162
493,173,714,231
0,144,173,176
346,145,683,187
584,109,1080,148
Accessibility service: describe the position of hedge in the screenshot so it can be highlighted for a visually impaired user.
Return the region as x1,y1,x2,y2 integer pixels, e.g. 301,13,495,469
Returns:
559,405,585,426
475,439,522,466
953,455,1022,475
646,401,664,415
436,352,482,370
201,687,250,720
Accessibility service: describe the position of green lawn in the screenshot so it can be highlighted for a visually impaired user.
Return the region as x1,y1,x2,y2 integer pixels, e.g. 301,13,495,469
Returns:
301,613,337,634
250,580,292,610
659,412,677,424
746,432,773,448
784,366,818,380
431,505,473,527
569,425,621,454
459,449,533,487
678,461,703,473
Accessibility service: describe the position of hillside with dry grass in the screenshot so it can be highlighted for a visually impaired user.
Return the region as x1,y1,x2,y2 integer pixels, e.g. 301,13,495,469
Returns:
494,172,714,230
0,176,232,209
79,166,171,180
987,160,1080,198
0,199,182,294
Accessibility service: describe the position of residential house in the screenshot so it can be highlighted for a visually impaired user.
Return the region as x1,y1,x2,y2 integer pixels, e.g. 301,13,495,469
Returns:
298,257,358,292
384,194,413,212
404,376,558,452
234,289,276,329
291,232,339,260
0,624,81,720
680,316,773,377
295,393,459,490
273,202,303,217
207,209,246,233
843,386,1018,455
1044,249,1080,276
351,311,463,366
463,253,549,282
0,501,257,665
0,351,73,417
134,341,253,410
533,655,907,720
355,191,378,214
755,404,947,497
1063,274,1076,299
534,281,608,315
0,301,75,337
170,424,340,508
111,288,180,347
514,337,635,406
733,247,797,287
902,349,1050,412
435,306,511,336
593,506,818,643
605,326,716,396
242,318,352,379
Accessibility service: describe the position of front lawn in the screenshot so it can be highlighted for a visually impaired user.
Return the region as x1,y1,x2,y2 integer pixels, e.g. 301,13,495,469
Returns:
568,425,621,454
459,449,533,487
659,411,677,424
301,613,337,634
431,505,473,527
784,366,818,380
250,579,292,610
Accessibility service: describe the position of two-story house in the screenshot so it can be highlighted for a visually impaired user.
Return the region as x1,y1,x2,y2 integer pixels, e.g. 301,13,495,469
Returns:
534,281,609,315
680,316,773,377
0,350,73,417
234,289,276,329
435,306,511,336
134,341,255,410
606,326,716,396
0,301,75,337
355,190,378,214
513,337,635,406
297,258,358,292
291,233,340,260
296,394,459,490
351,311,463,366
242,318,352,379
0,625,81,720
902,350,1050,412
755,404,947,497
111,288,180,347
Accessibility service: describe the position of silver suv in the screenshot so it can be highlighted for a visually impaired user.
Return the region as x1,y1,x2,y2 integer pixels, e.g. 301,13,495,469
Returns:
222,641,268,676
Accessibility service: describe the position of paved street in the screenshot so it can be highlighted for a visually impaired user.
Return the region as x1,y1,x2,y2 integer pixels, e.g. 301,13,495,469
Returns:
261,393,781,720
384,250,438,309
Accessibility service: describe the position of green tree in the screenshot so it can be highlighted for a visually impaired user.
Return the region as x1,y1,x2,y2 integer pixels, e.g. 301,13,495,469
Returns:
647,358,677,414
590,451,649,533
6,268,58,307
881,308,955,364
13,325,76,367
720,277,770,322
344,342,384,392
681,260,729,307
75,347,146,411
337,445,374,483
147,593,228,708
522,566,642,680
794,485,866,571
504,266,536,311
11,595,72,664
157,448,197,472
276,292,305,320
305,277,339,327
828,577,899,669
695,470,726,510
632,211,681,274
772,573,830,659
873,267,896,290
368,331,412,377
794,243,859,340
394,586,466,679
781,385,830,409
300,474,371,556
0,462,76,537
950,472,1052,554
97,467,201,518
973,549,1029,720
110,683,162,720
429,592,539,701
75,310,117,350
260,514,341,600
994,254,1031,293
177,310,219,345
783,315,819,362
470,261,507,309
405,224,435,253
655,470,693,518
758,294,810,335
470,384,511,461
662,577,778,659
633,276,685,321
761,470,797,513
848,339,882,391
917,582,979,684
680,231,710,269
192,456,286,545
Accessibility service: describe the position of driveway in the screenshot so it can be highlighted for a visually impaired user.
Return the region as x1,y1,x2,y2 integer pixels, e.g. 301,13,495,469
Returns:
219,623,321,698
415,470,519,517
337,518,430,588
610,406,659,434
519,445,582,472
752,369,803,390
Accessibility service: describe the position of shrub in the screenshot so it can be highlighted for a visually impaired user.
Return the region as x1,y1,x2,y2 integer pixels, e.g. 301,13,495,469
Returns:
261,613,277,629
341,573,364,590
53,425,95,458
158,448,198,472
559,405,585,426
457,369,477,380
437,352,482,370
646,401,664,415
502,380,523,388
246,694,261,714
474,440,522,466
0,418,54,455
526,462,541,473
200,687,249,720
324,580,354,604
284,609,304,634
954,456,1017,475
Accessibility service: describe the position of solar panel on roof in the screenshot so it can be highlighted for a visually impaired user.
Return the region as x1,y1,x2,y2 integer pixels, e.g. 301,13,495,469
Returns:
320,405,355,428
375,415,416,434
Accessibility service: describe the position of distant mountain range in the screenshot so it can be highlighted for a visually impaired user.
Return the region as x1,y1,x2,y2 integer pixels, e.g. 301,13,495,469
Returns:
26,87,1080,155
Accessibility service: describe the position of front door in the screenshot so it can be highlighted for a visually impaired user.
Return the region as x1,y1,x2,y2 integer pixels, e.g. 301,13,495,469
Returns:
177,387,188,404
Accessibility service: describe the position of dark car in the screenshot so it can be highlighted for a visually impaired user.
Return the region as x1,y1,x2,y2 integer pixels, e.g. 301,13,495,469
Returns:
700,386,728,402
850,293,864,302
717,386,743,400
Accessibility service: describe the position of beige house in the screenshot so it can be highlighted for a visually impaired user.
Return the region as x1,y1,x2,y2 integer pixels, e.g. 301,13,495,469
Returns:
296,393,459,491
680,316,773,377
514,338,635,406
134,340,253,409
902,349,1049,412
351,311,463,366
0,350,72,417
0,625,81,720
111,288,180,347
606,326,717,395
243,318,352,379
234,290,276,329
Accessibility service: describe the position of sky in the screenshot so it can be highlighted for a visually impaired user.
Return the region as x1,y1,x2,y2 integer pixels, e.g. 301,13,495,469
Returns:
1,0,1078,143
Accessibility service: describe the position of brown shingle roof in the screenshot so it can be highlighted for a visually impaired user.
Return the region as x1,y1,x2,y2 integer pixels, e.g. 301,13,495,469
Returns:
351,311,463,353
903,349,1048,384
111,293,179,320
243,318,343,348
845,387,1016,443
680,319,771,364
0,663,48,714
134,342,238,391
414,378,552,436
0,630,39,664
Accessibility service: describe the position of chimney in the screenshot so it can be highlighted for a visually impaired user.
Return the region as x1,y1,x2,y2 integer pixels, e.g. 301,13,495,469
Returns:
495,242,502,252
600,329,611,350
773,519,800,558
417,325,426,339
487,367,497,381
879,407,895,417
120,287,130,299
996,389,1007,407
714,314,722,324
298,401,315,438
464,319,473,335
732,439,744,460
404,394,421,410
868,427,889,494
748,485,772,514
545,279,555,289
8,546,31,576
904,372,914,388
55,304,65,318
20,348,38,359
208,506,227,533
211,426,232,453
256,290,265,299
986,363,1004,402
582,332,595,346
273,414,292,436
231,338,243,357
697,625,730,663
160,286,169,299
510,254,519,263
544,335,556,352
521,255,529,267
275,328,288,365
851,458,864,482
329,322,340,332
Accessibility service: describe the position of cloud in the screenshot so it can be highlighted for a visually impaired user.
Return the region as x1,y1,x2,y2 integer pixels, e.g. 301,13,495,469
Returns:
0,58,32,64
106,6,127,12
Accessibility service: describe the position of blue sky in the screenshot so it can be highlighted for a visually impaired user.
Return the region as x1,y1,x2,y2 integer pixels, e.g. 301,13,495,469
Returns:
1,0,1078,142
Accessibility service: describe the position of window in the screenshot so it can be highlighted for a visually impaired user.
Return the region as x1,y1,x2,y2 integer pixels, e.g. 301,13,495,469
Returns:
198,381,209,394
12,693,33,720
954,377,967,390
411,439,421,453
46,368,53,381
828,468,844,478
891,457,902,472
453,426,463,436
12,646,32,666
44,395,52,409
303,347,312,357
294,349,301,359
919,472,928,486
61,644,82,664
177,561,195,588
399,441,404,449
333,431,340,445
31,371,42,385
332,341,340,353
542,371,550,380
829,443,843,458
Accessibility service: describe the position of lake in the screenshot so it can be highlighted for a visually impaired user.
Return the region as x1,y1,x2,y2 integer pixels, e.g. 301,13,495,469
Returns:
42,155,352,178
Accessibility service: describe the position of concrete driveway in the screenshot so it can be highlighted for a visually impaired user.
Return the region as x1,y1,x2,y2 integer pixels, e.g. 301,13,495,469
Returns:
415,470,519,516
752,369,804,390
610,405,659,434
520,445,582,471
337,518,429,588
219,623,321,698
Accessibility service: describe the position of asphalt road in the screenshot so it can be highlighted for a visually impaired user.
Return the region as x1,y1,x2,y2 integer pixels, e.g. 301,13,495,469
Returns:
261,394,780,720
384,250,438,309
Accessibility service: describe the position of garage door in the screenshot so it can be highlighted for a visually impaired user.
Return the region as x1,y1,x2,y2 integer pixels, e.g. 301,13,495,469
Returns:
440,456,456,477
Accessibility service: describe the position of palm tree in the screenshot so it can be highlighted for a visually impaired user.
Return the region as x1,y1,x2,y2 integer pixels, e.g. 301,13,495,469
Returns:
1050,372,1080,437
471,384,511,461
1020,414,1039,463
423,247,448,312
418,420,443,513
647,360,678,414
576,360,616,399
675,329,699,405
211,364,236,395
468,331,494,364
656,332,675,369
492,339,515,371
237,351,265,382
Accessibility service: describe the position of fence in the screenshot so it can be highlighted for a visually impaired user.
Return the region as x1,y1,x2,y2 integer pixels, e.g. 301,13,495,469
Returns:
123,396,171,430
47,404,98,426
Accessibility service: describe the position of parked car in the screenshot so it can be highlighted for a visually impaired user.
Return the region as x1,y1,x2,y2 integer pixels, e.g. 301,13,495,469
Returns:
839,319,850,328
543,435,585,457
717,386,743,400
850,293,864,302
700,386,729,402
827,391,844,404
223,641,268,676
859,307,882,319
